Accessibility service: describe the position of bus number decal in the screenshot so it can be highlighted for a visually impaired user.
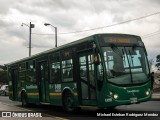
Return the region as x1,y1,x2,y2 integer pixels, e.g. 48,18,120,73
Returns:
55,84,61,92
26,85,37,89
105,98,112,102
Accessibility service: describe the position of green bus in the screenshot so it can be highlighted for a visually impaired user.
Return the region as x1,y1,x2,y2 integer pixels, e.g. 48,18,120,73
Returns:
7,33,151,112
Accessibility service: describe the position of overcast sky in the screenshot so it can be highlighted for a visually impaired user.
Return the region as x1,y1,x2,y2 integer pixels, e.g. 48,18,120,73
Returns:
0,0,160,65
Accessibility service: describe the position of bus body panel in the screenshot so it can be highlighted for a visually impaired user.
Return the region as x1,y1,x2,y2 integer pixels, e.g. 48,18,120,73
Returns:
7,33,151,110
98,81,151,108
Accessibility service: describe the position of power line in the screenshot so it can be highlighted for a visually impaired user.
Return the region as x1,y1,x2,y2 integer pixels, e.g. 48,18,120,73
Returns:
142,30,160,37
32,11,160,36
142,32,160,39
60,12,160,35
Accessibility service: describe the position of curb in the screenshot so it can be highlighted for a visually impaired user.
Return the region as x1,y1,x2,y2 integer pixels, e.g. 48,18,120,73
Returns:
151,93,160,100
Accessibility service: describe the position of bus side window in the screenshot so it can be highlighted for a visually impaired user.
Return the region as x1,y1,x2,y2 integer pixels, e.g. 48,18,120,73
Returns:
26,60,36,83
88,54,95,86
61,49,73,82
79,56,87,80
50,53,61,83
62,59,73,82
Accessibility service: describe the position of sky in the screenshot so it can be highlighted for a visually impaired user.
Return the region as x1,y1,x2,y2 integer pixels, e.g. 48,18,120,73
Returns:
0,0,160,65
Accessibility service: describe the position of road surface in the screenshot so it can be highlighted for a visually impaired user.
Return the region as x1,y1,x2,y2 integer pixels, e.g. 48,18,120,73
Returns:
0,96,160,120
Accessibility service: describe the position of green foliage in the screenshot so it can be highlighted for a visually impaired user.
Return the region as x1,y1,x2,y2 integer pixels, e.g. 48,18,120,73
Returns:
149,59,154,68
156,55,160,62
0,71,7,84
0,65,7,84
0,65,7,70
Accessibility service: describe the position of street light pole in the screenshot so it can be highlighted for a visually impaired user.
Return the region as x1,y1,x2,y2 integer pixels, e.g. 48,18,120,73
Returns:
29,22,31,57
21,22,35,57
55,27,57,48
44,23,57,48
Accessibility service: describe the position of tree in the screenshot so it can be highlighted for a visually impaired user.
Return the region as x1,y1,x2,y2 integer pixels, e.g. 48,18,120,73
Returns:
157,55,160,62
149,59,154,69
156,55,160,68
0,71,7,84
0,65,7,70
0,65,7,84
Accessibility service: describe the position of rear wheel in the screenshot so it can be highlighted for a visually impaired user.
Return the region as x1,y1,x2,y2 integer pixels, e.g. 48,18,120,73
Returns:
63,91,75,112
21,92,29,107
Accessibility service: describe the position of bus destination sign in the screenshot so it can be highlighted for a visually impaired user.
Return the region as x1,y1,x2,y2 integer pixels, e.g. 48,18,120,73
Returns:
100,36,143,46
107,38,131,44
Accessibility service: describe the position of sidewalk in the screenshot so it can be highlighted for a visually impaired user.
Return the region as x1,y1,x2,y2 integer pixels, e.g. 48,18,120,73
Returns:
152,87,160,100
152,93,160,100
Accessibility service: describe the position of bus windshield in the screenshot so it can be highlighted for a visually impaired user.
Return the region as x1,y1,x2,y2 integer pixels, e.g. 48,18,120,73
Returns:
102,46,149,85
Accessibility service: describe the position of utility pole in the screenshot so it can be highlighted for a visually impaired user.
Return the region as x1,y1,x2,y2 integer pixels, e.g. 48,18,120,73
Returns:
29,22,35,56
44,23,57,48
55,27,57,48
22,22,35,57
29,22,31,57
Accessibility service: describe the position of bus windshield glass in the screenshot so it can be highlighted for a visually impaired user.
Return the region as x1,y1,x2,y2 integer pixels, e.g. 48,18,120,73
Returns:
102,46,149,85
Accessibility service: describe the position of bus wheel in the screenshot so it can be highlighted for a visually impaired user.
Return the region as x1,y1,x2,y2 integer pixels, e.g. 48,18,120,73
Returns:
21,92,28,107
63,91,75,112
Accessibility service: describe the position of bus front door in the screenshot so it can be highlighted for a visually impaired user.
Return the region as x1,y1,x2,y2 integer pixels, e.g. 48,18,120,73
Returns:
11,68,18,101
78,52,97,105
39,61,50,103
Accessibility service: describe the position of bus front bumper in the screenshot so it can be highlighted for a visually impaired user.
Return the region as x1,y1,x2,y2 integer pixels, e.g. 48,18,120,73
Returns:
99,95,151,108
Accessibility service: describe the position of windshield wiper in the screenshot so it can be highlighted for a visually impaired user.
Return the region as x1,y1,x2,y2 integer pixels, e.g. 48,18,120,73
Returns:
110,44,123,58
129,50,134,67
124,47,133,84
122,49,126,66
132,44,137,51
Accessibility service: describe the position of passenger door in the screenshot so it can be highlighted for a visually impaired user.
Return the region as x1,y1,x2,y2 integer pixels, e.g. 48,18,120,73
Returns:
11,68,18,100
78,51,97,105
38,61,50,103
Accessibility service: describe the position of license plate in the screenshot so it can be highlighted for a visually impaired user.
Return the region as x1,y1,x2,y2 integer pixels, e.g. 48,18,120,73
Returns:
130,97,137,103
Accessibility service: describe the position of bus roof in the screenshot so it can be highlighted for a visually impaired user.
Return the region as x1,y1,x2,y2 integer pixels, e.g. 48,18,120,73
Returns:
7,33,140,66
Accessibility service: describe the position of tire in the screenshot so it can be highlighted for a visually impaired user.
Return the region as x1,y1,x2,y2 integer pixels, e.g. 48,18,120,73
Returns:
63,91,75,112
21,92,28,107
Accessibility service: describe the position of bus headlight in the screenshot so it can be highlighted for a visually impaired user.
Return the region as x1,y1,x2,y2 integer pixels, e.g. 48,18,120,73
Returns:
146,91,149,96
113,94,118,99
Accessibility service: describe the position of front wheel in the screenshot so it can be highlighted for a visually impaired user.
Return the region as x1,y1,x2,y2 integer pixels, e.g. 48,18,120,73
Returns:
21,92,29,107
63,91,75,112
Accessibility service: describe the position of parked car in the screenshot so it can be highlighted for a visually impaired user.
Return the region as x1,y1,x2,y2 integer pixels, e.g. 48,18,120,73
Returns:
0,85,8,96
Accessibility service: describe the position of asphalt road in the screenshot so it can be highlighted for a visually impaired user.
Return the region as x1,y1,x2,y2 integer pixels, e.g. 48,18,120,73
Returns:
0,96,160,120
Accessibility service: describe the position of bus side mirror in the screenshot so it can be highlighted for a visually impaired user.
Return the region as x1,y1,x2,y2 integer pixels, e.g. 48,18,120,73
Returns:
93,53,100,65
92,43,100,65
